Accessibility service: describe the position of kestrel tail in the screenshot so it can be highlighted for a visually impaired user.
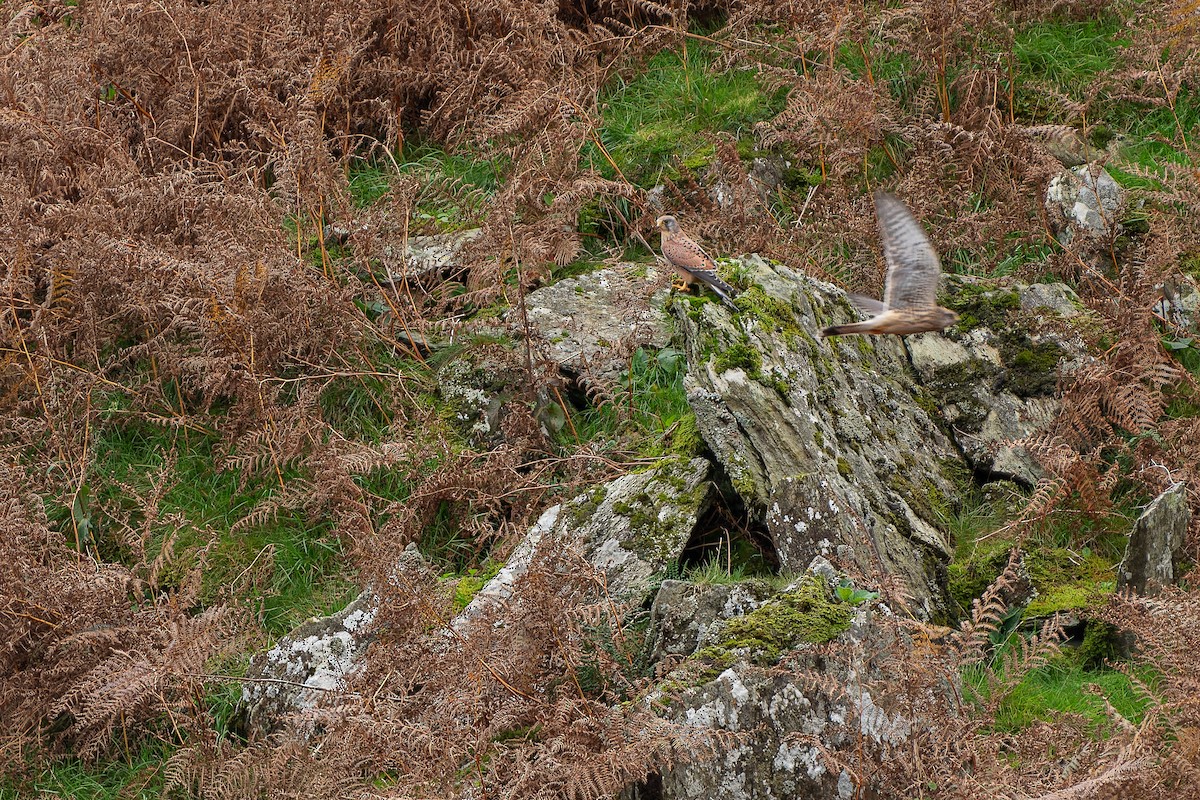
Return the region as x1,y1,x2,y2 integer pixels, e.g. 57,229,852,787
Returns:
820,192,959,338
656,215,739,310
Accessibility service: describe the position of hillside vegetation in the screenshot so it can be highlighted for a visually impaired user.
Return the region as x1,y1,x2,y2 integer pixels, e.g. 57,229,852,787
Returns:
2,0,1199,797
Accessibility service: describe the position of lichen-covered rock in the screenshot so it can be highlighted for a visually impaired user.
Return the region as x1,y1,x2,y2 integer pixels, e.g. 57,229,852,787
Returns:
521,265,672,378
1020,125,1122,168
1118,482,1191,596
1045,164,1122,247
676,256,963,620
647,579,773,660
654,604,922,800
384,228,483,279
437,356,506,441
456,458,715,635
239,592,377,737
910,279,1092,484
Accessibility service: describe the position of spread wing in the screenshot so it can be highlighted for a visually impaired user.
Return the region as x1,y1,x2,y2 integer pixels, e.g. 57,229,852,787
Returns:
875,192,942,311
847,293,886,316
662,231,719,276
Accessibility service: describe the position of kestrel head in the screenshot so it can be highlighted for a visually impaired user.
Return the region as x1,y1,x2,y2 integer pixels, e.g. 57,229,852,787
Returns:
656,215,680,234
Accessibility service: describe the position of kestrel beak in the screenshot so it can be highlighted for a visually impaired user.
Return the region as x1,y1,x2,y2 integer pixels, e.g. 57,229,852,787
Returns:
655,216,667,230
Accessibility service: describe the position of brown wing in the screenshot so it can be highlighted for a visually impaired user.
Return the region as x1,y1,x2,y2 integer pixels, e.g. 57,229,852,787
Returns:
875,192,942,311
662,231,719,275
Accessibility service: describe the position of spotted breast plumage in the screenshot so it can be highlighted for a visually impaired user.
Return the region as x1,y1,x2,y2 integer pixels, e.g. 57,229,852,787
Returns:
821,192,959,338
656,215,738,310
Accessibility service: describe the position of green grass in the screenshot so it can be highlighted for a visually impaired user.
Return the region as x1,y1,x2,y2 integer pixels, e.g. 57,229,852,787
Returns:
0,743,172,799
966,653,1152,735
555,346,697,457
345,138,506,226
1012,18,1124,122
589,44,785,185
55,414,359,635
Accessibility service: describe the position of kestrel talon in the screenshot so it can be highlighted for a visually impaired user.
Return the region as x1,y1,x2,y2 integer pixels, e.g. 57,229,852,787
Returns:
821,192,959,338
656,215,739,310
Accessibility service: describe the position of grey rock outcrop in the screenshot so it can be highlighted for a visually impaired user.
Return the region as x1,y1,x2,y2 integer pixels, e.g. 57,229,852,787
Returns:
647,579,773,661
242,456,714,732
677,256,964,620
239,592,377,737
653,605,933,800
382,228,483,280
1118,482,1191,595
326,224,483,281
521,265,672,378
908,280,1090,485
1045,165,1123,247
456,457,714,635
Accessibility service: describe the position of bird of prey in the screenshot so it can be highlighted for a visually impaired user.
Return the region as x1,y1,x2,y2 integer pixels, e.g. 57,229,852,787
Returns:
821,192,959,338
656,215,739,310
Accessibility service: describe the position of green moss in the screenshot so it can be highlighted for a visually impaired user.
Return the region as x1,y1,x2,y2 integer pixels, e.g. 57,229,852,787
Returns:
452,562,503,610
697,575,854,666
946,499,1124,621
1024,547,1117,617
1000,338,1065,398
733,286,801,336
836,457,853,478
570,485,609,526
667,413,705,457
944,284,1020,332
713,338,763,376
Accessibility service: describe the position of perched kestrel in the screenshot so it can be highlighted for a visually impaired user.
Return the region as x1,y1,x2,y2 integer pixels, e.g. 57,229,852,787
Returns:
821,192,959,338
656,215,739,310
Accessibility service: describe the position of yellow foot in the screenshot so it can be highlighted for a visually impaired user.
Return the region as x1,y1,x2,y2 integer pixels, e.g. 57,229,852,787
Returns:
671,275,691,292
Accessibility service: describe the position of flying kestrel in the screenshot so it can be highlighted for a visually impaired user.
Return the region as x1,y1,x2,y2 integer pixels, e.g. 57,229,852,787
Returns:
820,192,959,338
656,215,739,310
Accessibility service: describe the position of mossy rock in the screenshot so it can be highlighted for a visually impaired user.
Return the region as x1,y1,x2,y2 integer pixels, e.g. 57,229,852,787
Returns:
713,338,763,376
944,284,1021,332
697,575,855,667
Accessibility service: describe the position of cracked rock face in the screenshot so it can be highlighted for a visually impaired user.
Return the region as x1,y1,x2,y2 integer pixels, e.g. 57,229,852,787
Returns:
677,256,964,620
521,265,672,379
910,279,1092,485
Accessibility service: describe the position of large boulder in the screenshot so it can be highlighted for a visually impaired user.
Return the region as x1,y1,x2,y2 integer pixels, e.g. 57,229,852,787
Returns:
242,456,715,733
521,264,673,379
676,256,965,620
907,279,1091,484
650,597,932,800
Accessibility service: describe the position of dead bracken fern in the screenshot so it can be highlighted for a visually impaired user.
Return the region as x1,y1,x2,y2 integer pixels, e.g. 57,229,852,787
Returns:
3,0,1200,796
